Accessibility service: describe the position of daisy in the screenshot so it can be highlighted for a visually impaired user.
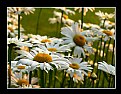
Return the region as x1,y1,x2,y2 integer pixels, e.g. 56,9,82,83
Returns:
49,11,74,25
100,20,115,29
95,10,115,20
74,7,95,16
7,37,33,47
15,48,70,72
7,7,35,15
98,61,115,75
66,57,93,81
53,7,75,15
100,28,115,41
61,22,97,58
10,71,39,88
36,42,71,53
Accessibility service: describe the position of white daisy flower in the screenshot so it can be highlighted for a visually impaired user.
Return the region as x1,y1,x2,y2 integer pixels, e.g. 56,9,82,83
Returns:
98,61,115,75
74,7,95,16
7,7,35,15
10,71,39,88
95,10,115,20
100,29,115,41
49,11,74,25
61,22,97,58
36,42,71,53
66,57,93,81
15,48,69,73
53,7,75,15
100,20,115,29
7,37,33,47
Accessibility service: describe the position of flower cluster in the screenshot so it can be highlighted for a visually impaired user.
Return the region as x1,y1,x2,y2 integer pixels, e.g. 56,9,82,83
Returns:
7,7,115,88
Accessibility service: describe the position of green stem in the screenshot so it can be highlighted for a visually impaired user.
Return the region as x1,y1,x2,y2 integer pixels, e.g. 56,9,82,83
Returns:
48,70,53,88
59,10,64,38
44,71,47,87
108,39,115,87
68,76,73,88
61,70,66,88
92,80,95,88
96,37,103,87
102,19,106,28
8,44,13,88
70,47,74,56
41,70,45,88
53,68,57,88
36,8,42,35
29,71,32,84
18,14,20,40
81,7,84,29
92,40,100,72
56,22,59,37
105,38,112,62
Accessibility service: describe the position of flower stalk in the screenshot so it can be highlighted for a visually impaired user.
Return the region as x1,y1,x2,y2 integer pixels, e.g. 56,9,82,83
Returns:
81,7,84,29
36,8,42,35
8,44,13,88
18,14,20,40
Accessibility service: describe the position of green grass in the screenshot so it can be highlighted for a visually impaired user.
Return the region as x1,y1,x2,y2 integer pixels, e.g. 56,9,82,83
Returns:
21,8,115,37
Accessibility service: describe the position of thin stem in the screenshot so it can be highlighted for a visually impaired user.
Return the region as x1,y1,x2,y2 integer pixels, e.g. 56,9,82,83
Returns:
105,38,112,62
41,70,45,88
29,71,32,84
8,44,13,88
68,76,73,88
108,39,115,87
102,19,106,28
59,10,64,38
36,8,42,35
44,71,47,87
81,7,84,29
61,70,66,88
18,14,20,40
56,22,59,37
92,40,100,72
48,70,53,88
53,68,57,88
96,37,103,87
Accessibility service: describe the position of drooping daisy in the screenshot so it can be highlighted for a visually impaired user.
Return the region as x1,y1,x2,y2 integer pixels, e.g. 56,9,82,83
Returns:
98,61,115,75
15,48,70,72
61,22,97,58
66,57,93,81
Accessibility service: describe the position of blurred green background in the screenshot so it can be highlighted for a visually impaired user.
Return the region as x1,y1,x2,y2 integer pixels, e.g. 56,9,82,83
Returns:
21,8,115,37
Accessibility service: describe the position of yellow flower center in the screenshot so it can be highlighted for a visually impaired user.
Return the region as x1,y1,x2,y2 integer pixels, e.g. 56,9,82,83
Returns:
17,65,26,69
41,39,51,43
20,46,30,52
17,79,29,86
102,30,113,36
63,14,68,19
73,34,86,47
47,48,57,52
8,26,14,32
33,53,52,63
69,63,80,69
